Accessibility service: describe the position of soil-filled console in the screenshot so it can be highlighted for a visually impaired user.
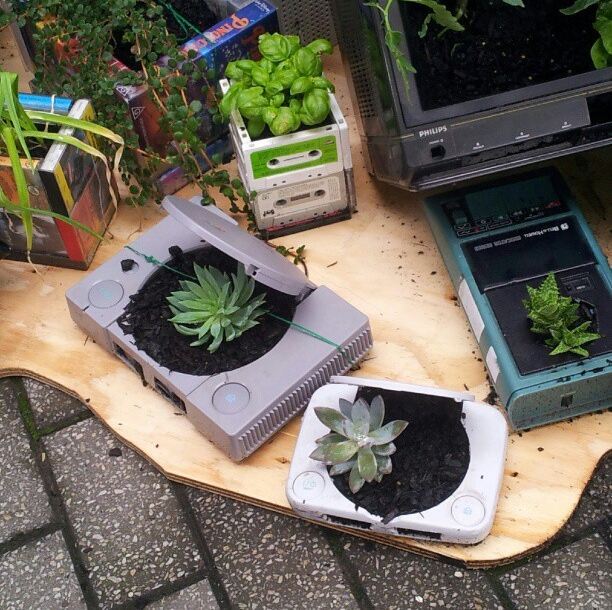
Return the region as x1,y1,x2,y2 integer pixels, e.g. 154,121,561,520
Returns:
66,196,373,461
287,377,508,545
425,169,612,429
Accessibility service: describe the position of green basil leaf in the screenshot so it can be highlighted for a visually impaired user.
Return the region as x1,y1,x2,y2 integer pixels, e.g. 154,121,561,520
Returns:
274,67,298,88
259,33,293,62
247,117,266,139
270,107,299,136
224,61,243,80
240,96,268,119
235,59,258,73
265,80,284,96
259,58,274,73
236,87,264,108
311,76,335,92
560,0,599,15
294,47,322,77
595,18,612,54
261,107,278,125
270,93,285,108
290,76,314,95
219,83,243,118
251,65,270,86
289,99,302,114
286,34,301,56
306,38,333,55
591,38,612,68
302,88,330,124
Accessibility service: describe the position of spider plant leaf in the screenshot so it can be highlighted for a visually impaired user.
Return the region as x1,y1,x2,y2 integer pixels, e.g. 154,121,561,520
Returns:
1,126,33,250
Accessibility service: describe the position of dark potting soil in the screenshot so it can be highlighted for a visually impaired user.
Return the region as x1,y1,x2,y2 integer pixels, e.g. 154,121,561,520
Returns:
330,386,470,523
118,245,298,376
401,0,599,110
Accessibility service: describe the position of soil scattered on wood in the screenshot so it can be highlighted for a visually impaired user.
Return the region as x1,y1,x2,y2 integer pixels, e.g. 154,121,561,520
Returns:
330,386,470,522
403,0,598,110
118,245,297,376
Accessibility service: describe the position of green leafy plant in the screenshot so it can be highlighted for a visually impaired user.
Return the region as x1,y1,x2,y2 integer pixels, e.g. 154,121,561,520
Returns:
310,396,408,493
5,0,251,211
167,263,267,353
523,272,601,357
0,71,124,254
220,33,334,138
561,0,612,68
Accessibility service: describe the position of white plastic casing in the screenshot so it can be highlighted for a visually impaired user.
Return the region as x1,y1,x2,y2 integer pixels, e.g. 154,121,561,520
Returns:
286,376,508,545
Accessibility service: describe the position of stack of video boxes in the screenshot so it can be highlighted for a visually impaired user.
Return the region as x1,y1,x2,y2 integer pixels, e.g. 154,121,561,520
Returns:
0,94,114,269
221,80,356,238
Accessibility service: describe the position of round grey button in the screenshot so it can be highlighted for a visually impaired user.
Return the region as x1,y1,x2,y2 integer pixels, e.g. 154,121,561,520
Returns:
451,495,486,527
292,471,325,501
88,280,124,309
212,383,250,414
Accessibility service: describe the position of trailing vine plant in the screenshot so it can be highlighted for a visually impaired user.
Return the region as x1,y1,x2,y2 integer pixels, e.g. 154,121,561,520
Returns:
5,0,251,212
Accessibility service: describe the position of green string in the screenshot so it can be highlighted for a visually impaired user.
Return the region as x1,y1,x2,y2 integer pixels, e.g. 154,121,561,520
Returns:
125,246,347,354
156,0,201,38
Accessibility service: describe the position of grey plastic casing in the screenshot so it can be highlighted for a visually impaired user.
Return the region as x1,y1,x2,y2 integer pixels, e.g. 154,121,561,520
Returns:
66,196,373,461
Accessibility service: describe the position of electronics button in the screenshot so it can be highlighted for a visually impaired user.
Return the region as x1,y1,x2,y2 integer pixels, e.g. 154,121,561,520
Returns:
213,383,250,414
88,280,124,308
292,472,325,500
451,495,486,527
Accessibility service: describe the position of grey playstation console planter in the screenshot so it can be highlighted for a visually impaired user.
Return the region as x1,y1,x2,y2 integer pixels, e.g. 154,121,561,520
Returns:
66,196,373,461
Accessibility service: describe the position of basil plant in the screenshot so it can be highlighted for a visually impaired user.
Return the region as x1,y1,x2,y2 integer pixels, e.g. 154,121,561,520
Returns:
220,33,334,138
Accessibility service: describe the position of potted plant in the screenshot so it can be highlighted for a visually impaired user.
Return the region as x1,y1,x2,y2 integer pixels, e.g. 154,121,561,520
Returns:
331,1,612,190
523,272,601,358
4,0,277,212
0,71,124,268
219,33,357,237
286,377,508,544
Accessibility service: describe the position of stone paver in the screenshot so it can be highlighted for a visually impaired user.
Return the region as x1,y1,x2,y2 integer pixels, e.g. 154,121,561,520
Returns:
565,457,611,534
0,530,85,610
23,377,87,430
44,418,202,608
500,533,612,610
341,537,503,610
0,379,52,542
188,489,358,609
148,578,220,609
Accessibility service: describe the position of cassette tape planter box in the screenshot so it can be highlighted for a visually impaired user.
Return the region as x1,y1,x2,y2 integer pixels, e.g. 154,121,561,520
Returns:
287,377,508,544
66,196,373,461
0,95,114,269
219,79,355,238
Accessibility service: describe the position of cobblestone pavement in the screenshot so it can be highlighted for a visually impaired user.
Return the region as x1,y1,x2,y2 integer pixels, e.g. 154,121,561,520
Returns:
0,377,610,610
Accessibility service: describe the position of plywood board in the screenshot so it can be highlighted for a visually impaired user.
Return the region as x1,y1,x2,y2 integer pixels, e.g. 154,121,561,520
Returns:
1,51,610,567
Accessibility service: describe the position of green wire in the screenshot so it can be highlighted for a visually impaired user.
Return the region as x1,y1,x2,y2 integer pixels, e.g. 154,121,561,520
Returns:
156,0,201,38
124,246,347,354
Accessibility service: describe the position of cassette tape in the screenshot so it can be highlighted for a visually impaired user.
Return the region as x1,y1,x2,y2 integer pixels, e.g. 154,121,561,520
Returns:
246,168,356,238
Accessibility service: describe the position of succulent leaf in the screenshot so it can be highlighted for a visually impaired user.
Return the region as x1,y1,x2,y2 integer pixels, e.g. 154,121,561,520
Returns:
368,420,409,445
314,407,348,435
309,440,358,464
372,442,396,456
338,398,353,418
357,446,377,482
375,455,392,475
351,398,371,436
329,459,356,476
167,263,266,353
315,432,346,446
369,395,385,430
349,462,365,493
